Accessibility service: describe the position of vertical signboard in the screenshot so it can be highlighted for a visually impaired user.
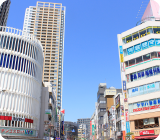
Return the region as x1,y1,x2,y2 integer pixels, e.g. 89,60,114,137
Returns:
119,46,124,62
118,42,127,134
125,111,129,121
115,94,120,109
120,54,124,62
121,106,124,118
119,46,123,54
123,81,126,91
121,120,125,131
92,125,95,135
90,121,92,136
123,131,126,140
126,122,130,133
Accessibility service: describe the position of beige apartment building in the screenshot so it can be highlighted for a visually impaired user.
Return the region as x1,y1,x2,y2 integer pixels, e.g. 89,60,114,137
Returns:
23,1,65,109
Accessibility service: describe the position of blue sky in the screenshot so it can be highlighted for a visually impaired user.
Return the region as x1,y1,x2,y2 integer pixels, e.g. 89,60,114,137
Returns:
7,0,149,122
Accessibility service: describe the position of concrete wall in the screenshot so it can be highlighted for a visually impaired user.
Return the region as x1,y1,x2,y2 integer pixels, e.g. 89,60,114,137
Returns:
39,86,49,138
107,98,114,110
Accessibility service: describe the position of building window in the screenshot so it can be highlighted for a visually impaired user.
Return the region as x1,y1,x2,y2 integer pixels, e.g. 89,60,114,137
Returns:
135,118,159,129
100,108,106,112
153,26,160,34
129,59,135,66
143,53,150,61
136,56,143,64
126,35,132,43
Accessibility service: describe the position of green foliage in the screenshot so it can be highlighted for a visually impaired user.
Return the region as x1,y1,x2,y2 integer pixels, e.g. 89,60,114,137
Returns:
126,132,134,136
125,132,134,140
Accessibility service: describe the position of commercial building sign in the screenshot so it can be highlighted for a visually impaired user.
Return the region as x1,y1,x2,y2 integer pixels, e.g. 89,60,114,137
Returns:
125,111,129,121
127,46,134,55
90,121,92,136
139,130,154,135
132,98,160,112
134,44,141,53
105,89,116,96
92,125,95,135
0,127,36,136
126,39,159,56
119,46,123,54
126,122,130,133
120,54,124,62
121,120,125,131
119,45,124,63
0,116,33,123
133,104,160,112
25,130,33,135
121,106,124,117
115,95,120,109
45,109,51,115
128,82,158,98
123,81,126,91
12,117,25,122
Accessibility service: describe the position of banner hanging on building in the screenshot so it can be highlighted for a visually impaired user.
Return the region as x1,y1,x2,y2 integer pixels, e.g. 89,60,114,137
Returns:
90,121,92,136
92,125,95,135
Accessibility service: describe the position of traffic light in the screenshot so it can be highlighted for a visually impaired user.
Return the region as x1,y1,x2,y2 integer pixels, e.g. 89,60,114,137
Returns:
132,135,135,140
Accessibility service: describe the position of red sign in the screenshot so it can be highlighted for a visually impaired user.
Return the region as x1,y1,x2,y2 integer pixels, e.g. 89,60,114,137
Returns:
124,98,127,102
125,111,129,121
1,129,25,134
133,105,160,112
139,130,154,135
90,121,92,136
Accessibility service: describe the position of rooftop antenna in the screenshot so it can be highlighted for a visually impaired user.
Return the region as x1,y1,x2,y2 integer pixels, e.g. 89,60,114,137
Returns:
136,0,150,19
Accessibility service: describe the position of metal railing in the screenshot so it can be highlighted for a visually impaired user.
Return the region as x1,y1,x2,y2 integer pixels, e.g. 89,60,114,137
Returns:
136,17,160,26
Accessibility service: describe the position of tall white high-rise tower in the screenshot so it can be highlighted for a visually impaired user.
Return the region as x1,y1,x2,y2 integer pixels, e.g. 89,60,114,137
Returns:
23,1,65,109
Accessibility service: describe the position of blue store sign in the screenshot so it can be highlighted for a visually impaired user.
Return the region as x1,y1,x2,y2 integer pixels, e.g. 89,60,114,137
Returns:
148,39,155,47
156,39,160,46
127,46,134,55
134,44,141,53
126,39,160,56
126,122,130,133
142,41,148,50
123,81,126,90
119,46,123,54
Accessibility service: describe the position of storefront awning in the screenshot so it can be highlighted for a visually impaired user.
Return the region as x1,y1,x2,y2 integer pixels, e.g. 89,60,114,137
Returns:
135,135,158,139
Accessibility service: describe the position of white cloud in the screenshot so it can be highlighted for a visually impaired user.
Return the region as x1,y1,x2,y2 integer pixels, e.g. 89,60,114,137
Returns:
0,0,5,4
0,135,5,140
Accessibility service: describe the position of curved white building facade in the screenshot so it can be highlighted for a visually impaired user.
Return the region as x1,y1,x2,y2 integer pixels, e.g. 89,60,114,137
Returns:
0,26,43,138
